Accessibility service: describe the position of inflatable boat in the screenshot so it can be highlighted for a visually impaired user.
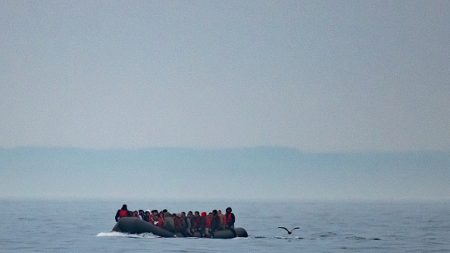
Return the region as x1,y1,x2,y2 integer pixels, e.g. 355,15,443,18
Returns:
112,217,248,239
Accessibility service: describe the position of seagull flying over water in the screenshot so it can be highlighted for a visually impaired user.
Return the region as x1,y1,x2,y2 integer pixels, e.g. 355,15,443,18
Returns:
278,226,300,234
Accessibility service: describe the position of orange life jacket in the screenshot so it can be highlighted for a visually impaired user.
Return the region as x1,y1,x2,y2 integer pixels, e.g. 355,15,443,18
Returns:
221,215,226,225
226,213,234,225
157,216,165,228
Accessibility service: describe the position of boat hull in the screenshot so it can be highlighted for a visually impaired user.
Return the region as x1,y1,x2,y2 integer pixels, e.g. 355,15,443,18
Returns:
112,217,248,239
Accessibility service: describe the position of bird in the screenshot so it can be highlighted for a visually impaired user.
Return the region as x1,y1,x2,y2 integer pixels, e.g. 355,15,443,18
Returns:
278,226,300,234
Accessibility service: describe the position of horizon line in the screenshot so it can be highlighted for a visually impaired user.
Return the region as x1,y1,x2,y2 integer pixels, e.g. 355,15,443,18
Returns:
1,195,450,203
1,145,449,154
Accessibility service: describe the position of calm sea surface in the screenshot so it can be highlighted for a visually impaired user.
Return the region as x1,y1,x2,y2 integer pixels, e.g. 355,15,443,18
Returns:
1,199,449,252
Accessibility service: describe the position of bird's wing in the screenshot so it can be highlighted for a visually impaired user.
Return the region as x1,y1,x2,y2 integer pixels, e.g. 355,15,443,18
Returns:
292,227,300,230
278,227,289,232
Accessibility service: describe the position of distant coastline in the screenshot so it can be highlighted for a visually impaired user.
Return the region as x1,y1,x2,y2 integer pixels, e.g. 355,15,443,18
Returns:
1,146,449,201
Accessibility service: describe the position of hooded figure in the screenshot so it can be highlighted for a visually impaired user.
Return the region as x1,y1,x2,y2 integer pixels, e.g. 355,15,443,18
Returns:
225,207,235,229
115,204,129,222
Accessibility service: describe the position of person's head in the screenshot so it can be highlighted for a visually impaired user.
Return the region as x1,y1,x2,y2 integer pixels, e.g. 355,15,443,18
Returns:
181,212,186,217
218,210,222,215
121,204,128,210
188,211,193,216
226,207,232,213
162,209,168,213
139,210,144,215
201,212,207,217
194,211,200,216
212,209,218,215
152,210,158,215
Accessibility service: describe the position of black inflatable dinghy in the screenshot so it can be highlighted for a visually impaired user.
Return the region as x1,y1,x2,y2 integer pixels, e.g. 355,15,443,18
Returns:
112,217,248,239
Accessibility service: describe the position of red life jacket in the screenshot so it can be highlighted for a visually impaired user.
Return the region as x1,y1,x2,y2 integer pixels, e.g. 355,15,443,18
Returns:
119,209,128,218
157,216,165,228
226,213,234,224
205,216,211,228
174,216,181,231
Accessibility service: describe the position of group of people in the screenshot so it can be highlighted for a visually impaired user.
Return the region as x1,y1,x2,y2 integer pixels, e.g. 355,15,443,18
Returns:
114,204,236,237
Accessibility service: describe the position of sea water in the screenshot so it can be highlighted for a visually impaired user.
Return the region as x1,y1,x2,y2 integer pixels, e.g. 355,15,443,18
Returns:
1,199,449,252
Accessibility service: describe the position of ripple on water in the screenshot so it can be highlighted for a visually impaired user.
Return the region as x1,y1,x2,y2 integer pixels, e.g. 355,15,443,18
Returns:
313,232,338,238
96,232,159,239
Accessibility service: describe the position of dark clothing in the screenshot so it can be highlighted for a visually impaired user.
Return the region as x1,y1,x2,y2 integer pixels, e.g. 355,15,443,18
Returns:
182,216,191,236
173,216,182,232
198,216,206,236
210,214,221,233
191,216,200,231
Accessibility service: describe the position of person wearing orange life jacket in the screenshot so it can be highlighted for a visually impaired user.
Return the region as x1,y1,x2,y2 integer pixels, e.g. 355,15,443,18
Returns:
218,209,226,229
173,213,182,233
151,210,159,225
156,212,165,228
225,207,235,229
225,207,236,237
115,204,130,222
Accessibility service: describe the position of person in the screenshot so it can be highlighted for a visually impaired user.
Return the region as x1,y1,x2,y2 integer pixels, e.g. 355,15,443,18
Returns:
164,213,175,232
210,209,221,235
151,210,159,224
115,204,129,222
225,207,235,229
199,212,207,237
138,210,145,220
180,212,191,236
186,211,193,235
218,209,225,229
143,210,151,222
156,212,165,228
205,212,212,237
191,211,201,235
173,213,182,234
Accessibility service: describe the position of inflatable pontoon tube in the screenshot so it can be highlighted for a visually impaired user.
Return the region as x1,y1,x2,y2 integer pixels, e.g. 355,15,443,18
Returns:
112,217,248,238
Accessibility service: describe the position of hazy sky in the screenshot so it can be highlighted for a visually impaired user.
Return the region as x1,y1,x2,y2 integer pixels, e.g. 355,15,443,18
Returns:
1,1,450,201
1,0,449,152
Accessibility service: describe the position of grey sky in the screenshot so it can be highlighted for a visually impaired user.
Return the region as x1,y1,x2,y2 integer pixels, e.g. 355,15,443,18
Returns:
1,0,449,152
